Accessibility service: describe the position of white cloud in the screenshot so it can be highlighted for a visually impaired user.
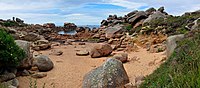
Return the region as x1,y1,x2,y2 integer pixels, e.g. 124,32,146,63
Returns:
64,13,104,25
133,0,200,15
0,0,58,11
103,0,146,9
0,0,199,25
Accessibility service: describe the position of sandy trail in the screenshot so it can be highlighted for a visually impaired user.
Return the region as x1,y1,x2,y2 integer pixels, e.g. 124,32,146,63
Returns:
18,43,165,88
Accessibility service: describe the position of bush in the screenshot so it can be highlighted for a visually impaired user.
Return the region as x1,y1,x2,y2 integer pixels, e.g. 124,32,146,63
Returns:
125,24,133,31
0,29,25,68
140,30,200,88
144,14,200,35
0,21,19,27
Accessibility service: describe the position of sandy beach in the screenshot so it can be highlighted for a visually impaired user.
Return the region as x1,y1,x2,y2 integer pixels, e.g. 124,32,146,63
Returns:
18,42,165,88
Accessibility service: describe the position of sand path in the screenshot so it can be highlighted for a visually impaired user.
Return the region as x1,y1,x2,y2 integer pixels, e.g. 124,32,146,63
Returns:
18,42,165,88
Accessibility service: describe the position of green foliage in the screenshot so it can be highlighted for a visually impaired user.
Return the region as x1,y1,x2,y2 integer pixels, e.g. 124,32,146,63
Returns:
140,30,200,88
87,38,100,43
0,21,19,27
177,27,188,34
0,83,8,88
134,26,142,33
141,26,155,34
125,24,133,31
144,14,200,35
144,18,165,28
0,29,25,68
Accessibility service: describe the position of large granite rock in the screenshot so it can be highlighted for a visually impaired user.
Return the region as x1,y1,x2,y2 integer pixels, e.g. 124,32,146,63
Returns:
64,22,77,30
33,55,54,72
82,58,129,88
32,40,51,51
15,40,32,70
43,23,55,28
76,27,86,33
127,10,138,17
127,11,147,24
0,73,15,82
166,34,184,58
191,18,200,30
158,6,165,13
143,11,167,25
1,78,19,88
145,7,156,15
20,33,41,42
90,43,113,58
105,24,126,39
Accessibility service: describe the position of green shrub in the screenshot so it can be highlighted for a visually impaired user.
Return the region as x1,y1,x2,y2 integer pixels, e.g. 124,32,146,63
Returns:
134,26,142,33
125,24,133,31
0,83,8,88
0,29,25,68
140,30,200,88
87,38,100,43
144,14,200,35
0,21,19,27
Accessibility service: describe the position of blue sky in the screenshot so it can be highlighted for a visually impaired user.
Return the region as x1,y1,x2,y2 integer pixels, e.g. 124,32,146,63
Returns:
0,0,199,26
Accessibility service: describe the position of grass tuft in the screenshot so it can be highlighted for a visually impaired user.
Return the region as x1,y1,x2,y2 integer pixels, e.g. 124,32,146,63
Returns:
140,30,200,88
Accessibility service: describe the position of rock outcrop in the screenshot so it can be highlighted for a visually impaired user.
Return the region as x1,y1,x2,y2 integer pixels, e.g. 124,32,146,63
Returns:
166,34,185,58
191,18,200,30
15,40,33,70
143,11,167,25
20,33,41,42
105,24,126,39
64,22,77,31
43,23,56,28
32,40,51,51
90,43,113,58
83,58,129,88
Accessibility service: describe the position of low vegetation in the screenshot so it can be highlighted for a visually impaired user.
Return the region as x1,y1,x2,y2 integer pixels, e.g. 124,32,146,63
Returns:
0,29,25,70
125,24,133,31
140,30,200,88
143,14,200,35
0,21,19,27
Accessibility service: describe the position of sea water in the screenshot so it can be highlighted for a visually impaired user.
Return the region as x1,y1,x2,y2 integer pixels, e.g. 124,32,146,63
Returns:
58,25,100,35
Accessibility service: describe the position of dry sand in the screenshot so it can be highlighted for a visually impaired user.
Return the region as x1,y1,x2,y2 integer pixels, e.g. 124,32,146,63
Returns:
18,42,165,88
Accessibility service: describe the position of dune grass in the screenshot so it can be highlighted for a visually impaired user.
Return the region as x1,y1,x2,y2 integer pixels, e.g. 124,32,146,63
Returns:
140,30,200,88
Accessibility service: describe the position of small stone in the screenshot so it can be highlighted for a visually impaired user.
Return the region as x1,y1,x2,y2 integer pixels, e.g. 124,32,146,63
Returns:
120,45,127,48
111,45,117,50
116,48,124,51
30,66,38,71
124,83,136,88
31,73,47,78
56,60,63,63
135,75,145,83
76,50,89,56
113,53,128,63
21,70,30,76
50,50,63,56
51,42,60,47
28,71,36,74
135,75,145,87
78,42,86,45
2,78,19,88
